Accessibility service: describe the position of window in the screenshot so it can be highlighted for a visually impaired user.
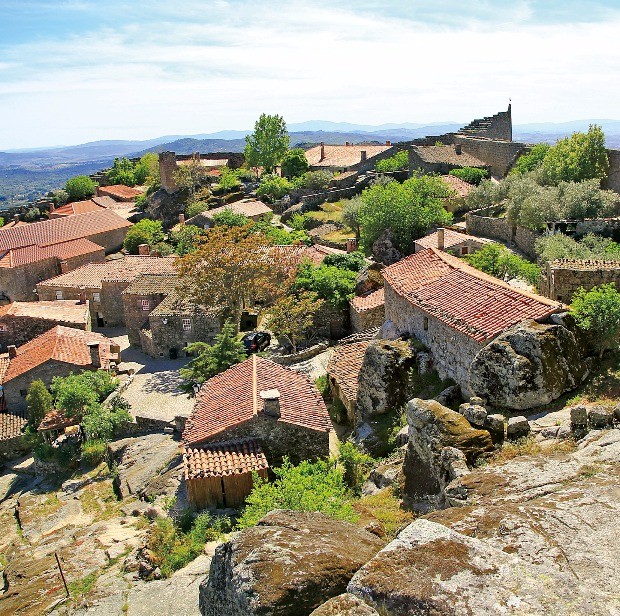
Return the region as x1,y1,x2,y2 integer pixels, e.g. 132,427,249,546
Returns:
93,292,101,303
182,318,191,331
20,389,27,397
141,299,150,311
461,246,469,256
55,290,63,300
423,317,429,331
0,324,6,332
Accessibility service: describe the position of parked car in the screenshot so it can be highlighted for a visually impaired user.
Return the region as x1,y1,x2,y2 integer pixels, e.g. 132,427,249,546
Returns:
242,331,271,354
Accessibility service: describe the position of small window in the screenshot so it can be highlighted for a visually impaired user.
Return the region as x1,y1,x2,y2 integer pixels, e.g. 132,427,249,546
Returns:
20,389,27,397
461,246,469,256
93,292,101,303
55,290,63,300
557,295,563,302
0,324,6,332
141,299,150,311
423,317,429,331
182,318,191,331
159,352,164,357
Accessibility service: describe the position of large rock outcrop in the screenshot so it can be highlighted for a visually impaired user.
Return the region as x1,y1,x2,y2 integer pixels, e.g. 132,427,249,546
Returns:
403,398,494,511
199,510,383,616
469,319,588,411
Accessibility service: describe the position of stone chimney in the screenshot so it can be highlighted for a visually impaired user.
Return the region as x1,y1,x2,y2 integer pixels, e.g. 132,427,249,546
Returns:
455,144,462,155
88,341,101,368
259,389,281,418
386,140,391,146
179,213,186,225
346,238,358,253
78,292,86,304
7,345,17,359
138,244,150,256
345,141,350,147
360,150,367,162
320,142,325,161
60,260,70,274
13,214,20,224
49,202,55,213
437,228,445,251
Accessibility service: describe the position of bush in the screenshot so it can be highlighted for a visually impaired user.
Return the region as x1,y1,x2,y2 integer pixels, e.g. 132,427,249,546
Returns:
81,439,107,466
186,200,208,219
338,442,375,495
294,170,333,191
375,150,408,173
108,157,137,186
464,243,541,286
293,262,357,308
281,148,309,179
323,251,367,272
510,143,551,176
256,174,292,202
26,380,53,429
236,458,357,529
66,176,97,202
211,209,250,227
216,167,242,192
449,167,488,185
123,219,165,254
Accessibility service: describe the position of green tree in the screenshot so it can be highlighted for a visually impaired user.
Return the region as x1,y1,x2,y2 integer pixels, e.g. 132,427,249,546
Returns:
571,283,620,357
293,170,332,191
244,113,290,174
338,441,375,495
448,167,489,185
211,209,251,227
358,175,452,254
342,196,362,241
170,224,207,256
123,219,165,254
465,243,540,286
108,157,136,186
134,153,159,186
215,167,242,193
173,160,211,199
510,143,551,175
51,374,99,418
186,200,209,218
293,262,357,309
268,291,324,352
180,320,247,393
281,148,309,179
323,250,366,272
65,175,96,202
26,380,53,429
82,396,131,441
375,150,409,173
256,174,292,202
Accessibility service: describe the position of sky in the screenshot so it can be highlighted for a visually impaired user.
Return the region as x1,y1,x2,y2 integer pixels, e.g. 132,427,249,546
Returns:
1,0,619,149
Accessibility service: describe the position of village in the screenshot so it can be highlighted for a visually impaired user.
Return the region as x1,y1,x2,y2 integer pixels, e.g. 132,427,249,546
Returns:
2,105,620,615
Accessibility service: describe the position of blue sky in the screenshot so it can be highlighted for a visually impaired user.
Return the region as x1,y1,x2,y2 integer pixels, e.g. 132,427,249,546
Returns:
1,0,619,148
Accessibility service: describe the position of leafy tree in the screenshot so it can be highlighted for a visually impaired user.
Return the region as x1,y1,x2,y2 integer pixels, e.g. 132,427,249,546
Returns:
0,217,4,228
244,113,290,174
538,125,609,185
79,370,118,399
236,458,357,529
51,374,99,418
123,219,165,254
170,224,207,256
50,189,69,206
216,167,242,193
448,167,488,185
293,262,357,309
23,207,40,222
180,320,247,392
342,196,362,241
211,209,250,227
293,170,333,191
338,441,375,495
375,150,409,173
26,380,53,429
256,174,292,202
536,233,620,264
358,175,453,254
268,291,324,352
134,153,159,186
176,225,295,331
173,160,211,199
108,157,137,186
571,283,620,357
464,177,511,211
510,143,551,176
464,243,540,286
323,251,366,272
281,148,309,179
82,396,131,440
251,218,311,245
66,175,97,202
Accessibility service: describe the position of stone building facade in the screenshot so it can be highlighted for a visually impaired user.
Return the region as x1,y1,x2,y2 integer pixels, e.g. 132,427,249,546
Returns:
349,289,385,333
539,259,620,303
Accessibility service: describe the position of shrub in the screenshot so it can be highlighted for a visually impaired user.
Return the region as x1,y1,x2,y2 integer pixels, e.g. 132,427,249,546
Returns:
464,243,540,286
186,200,209,218
294,170,333,191
211,209,250,227
449,167,488,185
216,167,242,192
338,441,375,495
510,143,551,176
256,174,292,202
236,458,357,529
81,439,107,466
123,219,165,254
108,157,137,186
293,261,357,308
375,150,409,173
26,380,52,429
281,148,309,179
66,175,97,202
323,251,367,272
536,232,620,264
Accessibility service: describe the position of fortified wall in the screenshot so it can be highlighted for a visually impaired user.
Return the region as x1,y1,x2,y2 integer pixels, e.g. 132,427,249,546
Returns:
604,149,620,195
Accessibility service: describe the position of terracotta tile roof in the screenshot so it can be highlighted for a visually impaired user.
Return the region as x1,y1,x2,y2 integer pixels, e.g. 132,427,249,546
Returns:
326,341,370,402
0,209,132,252
37,256,177,289
183,439,268,479
186,200,272,226
1,325,114,383
0,408,26,441
0,300,89,325
0,238,104,268
412,145,487,167
149,291,216,317
97,185,144,200
415,229,493,251
305,144,391,168
51,200,105,217
92,196,119,209
38,409,79,432
383,248,561,343
183,355,331,445
121,274,179,296
2,220,29,229
350,288,385,313
440,175,476,198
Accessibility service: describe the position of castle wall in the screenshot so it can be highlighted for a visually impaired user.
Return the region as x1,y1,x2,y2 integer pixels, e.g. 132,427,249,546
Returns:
453,136,527,178
604,149,620,194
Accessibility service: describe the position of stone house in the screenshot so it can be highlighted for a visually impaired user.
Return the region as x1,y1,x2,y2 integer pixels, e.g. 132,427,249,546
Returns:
414,228,493,257
0,210,132,302
182,355,331,509
409,144,489,176
37,256,176,327
0,404,27,459
539,259,620,303
350,288,385,333
0,326,120,413
382,248,561,394
304,142,396,174
439,175,476,213
184,200,273,228
0,299,91,350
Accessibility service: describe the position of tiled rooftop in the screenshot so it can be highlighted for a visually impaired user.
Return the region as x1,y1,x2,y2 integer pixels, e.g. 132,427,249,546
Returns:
326,341,370,402
412,145,487,167
38,409,79,432
305,144,391,168
183,355,331,445
184,439,268,479
97,185,144,200
0,238,104,268
122,274,179,296
0,209,132,252
149,291,216,317
50,200,105,218
0,325,115,383
414,229,493,251
0,300,89,324
440,174,477,198
186,200,273,226
383,248,561,343
350,288,385,313
0,408,26,441
37,255,177,289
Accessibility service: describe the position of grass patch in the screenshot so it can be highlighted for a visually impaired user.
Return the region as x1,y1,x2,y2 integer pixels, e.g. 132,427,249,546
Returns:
81,439,107,467
577,463,604,478
354,487,414,542
322,228,354,245
482,436,577,466
79,478,124,521
68,570,99,603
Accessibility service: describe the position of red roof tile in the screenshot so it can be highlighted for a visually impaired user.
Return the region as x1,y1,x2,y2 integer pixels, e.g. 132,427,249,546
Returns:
0,238,104,268
97,185,144,200
0,300,89,325
0,408,26,441
305,144,391,168
414,229,493,252
383,248,561,343
1,326,115,383
412,145,487,167
183,355,331,445
326,341,370,402
38,409,79,432
50,200,106,218
183,439,268,479
350,288,385,313
440,175,476,198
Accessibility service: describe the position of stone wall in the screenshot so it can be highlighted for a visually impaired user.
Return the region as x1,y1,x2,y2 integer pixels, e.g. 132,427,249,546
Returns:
147,312,221,358
1,258,64,302
88,227,130,253
0,433,28,459
100,280,132,327
603,148,620,194
457,106,513,141
453,136,527,177
270,341,330,366
540,260,620,302
384,284,483,395
37,284,104,325
350,304,385,333
122,291,169,346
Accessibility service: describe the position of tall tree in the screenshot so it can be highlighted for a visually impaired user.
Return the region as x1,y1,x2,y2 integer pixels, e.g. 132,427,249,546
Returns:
244,114,290,174
26,380,53,429
268,291,324,352
280,148,309,178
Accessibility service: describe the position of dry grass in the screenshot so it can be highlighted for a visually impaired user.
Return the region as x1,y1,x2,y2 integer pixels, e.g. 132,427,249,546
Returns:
482,436,577,466
354,487,415,542
79,479,124,522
